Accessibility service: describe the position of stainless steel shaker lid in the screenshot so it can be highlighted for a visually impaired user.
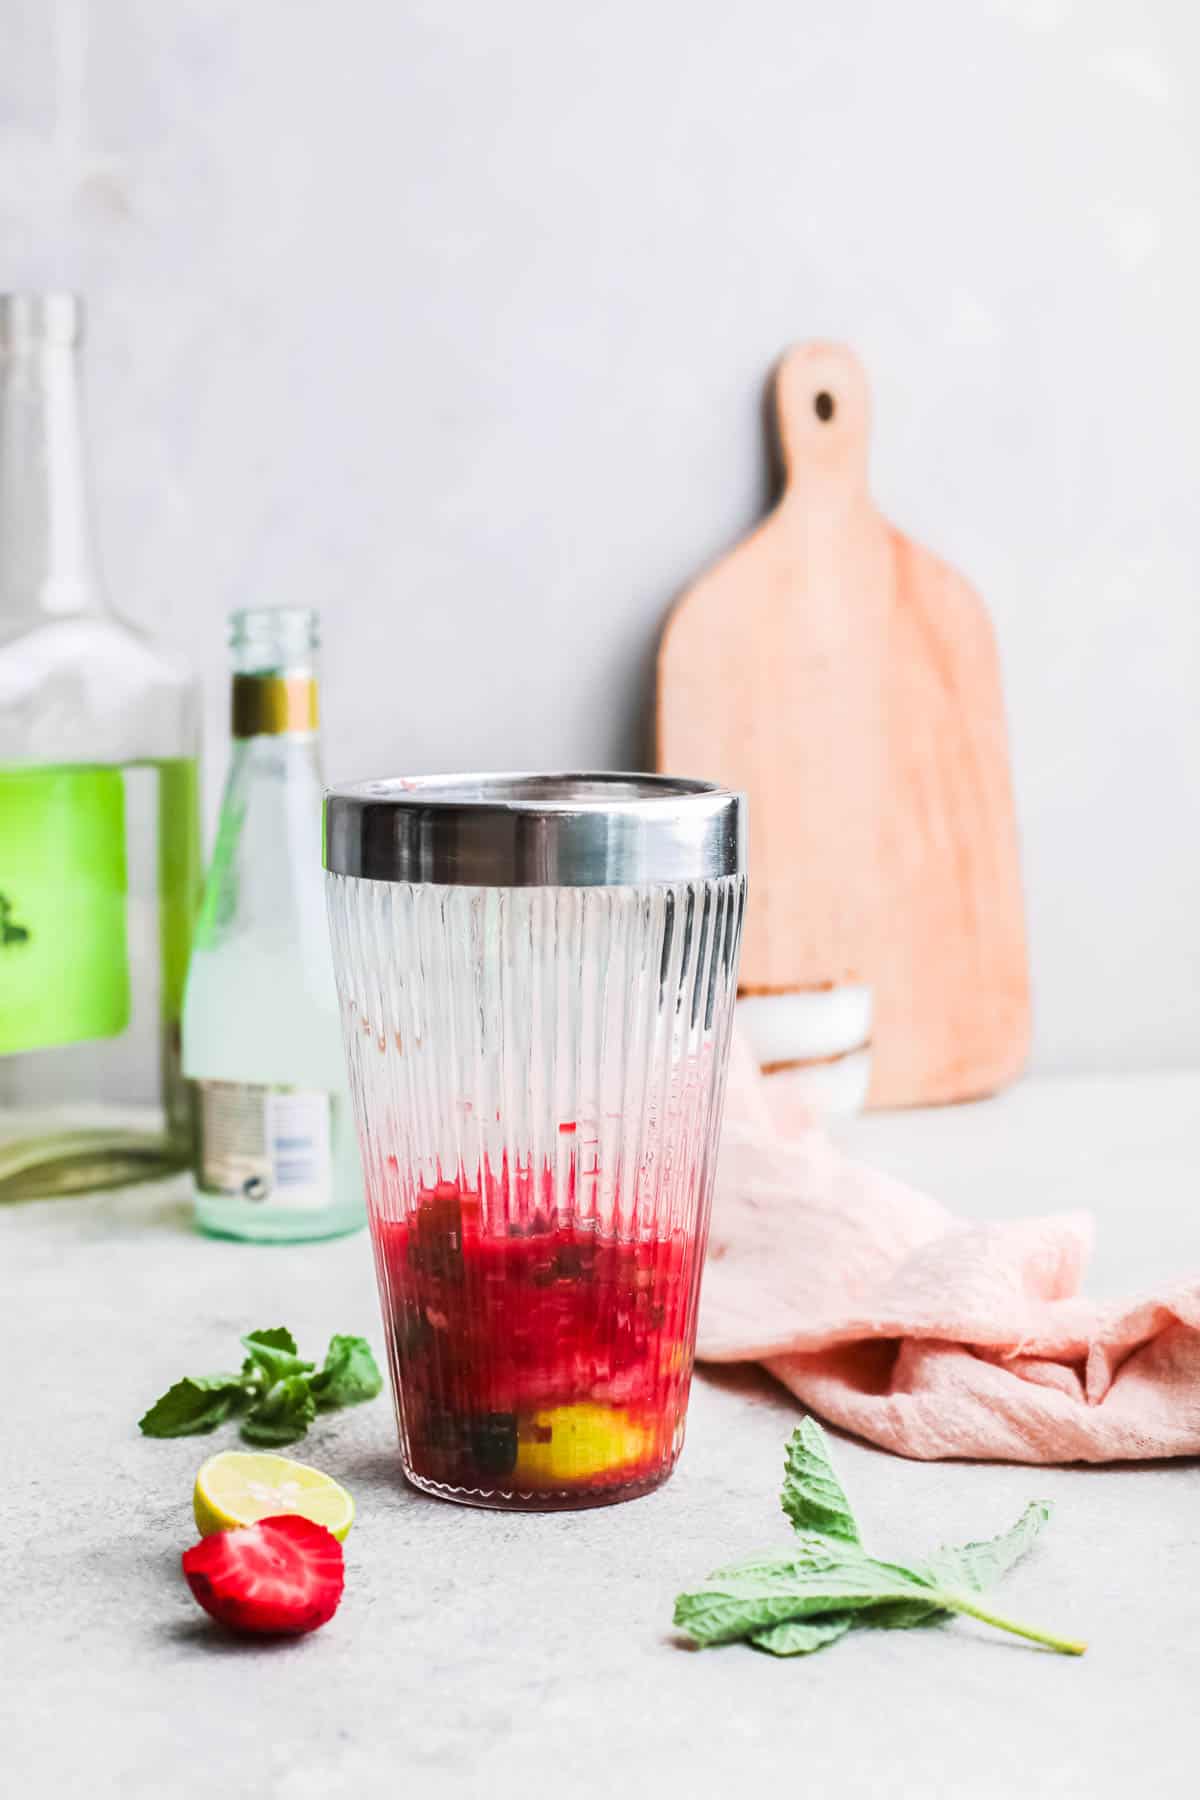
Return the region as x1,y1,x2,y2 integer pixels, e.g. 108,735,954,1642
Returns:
323,772,746,887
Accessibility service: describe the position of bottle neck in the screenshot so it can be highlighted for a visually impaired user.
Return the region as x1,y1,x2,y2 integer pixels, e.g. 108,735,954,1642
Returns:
0,323,106,637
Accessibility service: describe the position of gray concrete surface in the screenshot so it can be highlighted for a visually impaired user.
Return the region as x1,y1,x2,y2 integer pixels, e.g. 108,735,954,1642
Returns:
3,1073,1198,1798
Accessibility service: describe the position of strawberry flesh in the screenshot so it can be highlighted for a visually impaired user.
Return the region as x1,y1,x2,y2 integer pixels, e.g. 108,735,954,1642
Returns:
182,1514,345,1636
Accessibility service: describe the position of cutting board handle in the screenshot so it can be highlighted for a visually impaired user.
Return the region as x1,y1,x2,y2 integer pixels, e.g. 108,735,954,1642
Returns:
774,341,871,502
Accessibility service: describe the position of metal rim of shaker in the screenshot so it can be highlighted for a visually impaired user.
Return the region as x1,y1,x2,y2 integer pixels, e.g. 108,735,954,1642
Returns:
323,771,746,888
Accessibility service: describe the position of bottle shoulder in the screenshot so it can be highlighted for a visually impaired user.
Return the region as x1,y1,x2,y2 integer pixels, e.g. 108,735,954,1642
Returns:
0,615,199,763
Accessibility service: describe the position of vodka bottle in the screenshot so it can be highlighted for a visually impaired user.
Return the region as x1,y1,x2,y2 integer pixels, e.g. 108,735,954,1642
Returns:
0,294,201,1197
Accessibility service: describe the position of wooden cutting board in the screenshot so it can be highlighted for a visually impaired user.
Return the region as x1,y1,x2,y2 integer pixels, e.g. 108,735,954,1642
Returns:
657,341,1030,1108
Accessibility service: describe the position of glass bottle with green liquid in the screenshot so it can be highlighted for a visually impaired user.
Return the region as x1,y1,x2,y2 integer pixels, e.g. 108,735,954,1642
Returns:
0,295,202,1197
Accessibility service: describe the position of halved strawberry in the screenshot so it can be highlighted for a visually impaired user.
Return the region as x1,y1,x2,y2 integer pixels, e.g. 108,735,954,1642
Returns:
181,1514,345,1636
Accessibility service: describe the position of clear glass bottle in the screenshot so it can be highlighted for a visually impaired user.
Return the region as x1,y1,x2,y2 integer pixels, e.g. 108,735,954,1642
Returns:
0,294,201,1198
184,607,363,1241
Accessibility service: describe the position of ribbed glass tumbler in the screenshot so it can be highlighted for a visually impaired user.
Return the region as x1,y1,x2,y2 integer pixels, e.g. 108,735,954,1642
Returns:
324,774,747,1510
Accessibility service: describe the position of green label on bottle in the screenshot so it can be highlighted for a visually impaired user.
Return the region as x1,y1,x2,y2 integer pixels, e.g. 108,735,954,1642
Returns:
0,765,131,1055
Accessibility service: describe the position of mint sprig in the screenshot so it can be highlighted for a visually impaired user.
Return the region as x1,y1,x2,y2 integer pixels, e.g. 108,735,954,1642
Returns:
674,1418,1086,1659
139,1326,383,1448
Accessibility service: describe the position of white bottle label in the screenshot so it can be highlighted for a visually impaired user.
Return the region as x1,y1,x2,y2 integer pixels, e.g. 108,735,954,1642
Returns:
195,1080,333,1211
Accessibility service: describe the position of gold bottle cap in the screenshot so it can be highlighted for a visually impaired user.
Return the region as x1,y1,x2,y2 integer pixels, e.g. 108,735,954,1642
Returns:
231,673,319,738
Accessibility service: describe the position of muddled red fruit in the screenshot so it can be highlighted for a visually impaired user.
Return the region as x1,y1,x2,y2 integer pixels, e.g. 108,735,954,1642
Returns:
181,1514,345,1636
376,1161,701,1502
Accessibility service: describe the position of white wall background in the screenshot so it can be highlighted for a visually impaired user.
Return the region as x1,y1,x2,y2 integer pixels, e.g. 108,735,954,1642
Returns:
2,0,1199,1076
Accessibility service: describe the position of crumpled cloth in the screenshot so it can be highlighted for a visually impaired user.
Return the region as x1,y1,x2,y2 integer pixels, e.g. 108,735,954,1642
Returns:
696,1034,1200,1461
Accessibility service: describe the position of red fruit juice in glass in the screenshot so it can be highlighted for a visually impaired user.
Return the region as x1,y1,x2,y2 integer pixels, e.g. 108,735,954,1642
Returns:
373,1152,705,1505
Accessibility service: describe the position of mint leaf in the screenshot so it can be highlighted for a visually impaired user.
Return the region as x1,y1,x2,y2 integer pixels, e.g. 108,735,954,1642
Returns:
924,1501,1050,1595
139,1375,245,1438
673,1543,937,1646
676,1555,949,1648
861,1598,946,1630
310,1334,383,1409
749,1614,856,1656
240,1329,314,1386
673,1419,1086,1659
780,1416,862,1544
241,1376,317,1446
246,1325,298,1355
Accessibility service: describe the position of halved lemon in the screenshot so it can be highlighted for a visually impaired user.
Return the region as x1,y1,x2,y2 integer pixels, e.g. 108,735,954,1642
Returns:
193,1451,355,1541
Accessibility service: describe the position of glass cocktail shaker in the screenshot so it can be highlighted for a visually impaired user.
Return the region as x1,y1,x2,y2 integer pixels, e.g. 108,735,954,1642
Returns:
325,773,746,1510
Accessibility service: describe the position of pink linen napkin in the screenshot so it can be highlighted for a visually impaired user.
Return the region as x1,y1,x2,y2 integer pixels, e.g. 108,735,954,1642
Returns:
696,1034,1200,1461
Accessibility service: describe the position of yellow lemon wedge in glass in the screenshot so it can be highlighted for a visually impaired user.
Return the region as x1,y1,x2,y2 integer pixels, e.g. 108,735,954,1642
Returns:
193,1451,355,1541
513,1405,652,1486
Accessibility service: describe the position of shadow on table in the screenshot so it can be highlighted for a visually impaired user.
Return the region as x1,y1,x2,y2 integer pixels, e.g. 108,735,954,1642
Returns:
155,1616,324,1655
